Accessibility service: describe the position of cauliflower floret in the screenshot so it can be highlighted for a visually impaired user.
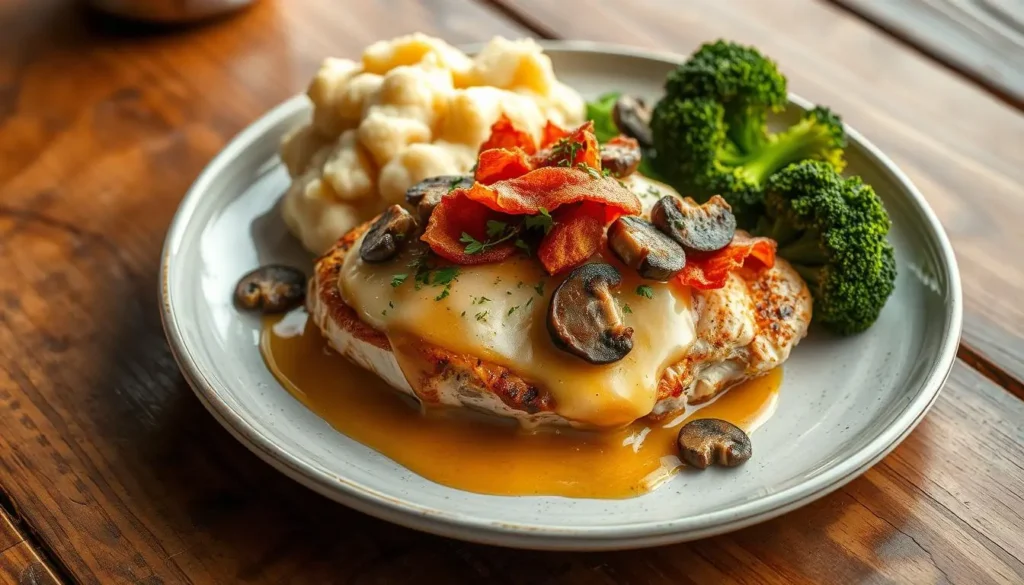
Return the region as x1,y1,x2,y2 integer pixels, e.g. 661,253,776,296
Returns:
468,37,555,95
280,124,331,178
306,58,362,137
335,72,384,127
358,107,433,167
321,130,376,202
362,33,472,81
377,142,476,205
281,147,372,254
372,64,454,128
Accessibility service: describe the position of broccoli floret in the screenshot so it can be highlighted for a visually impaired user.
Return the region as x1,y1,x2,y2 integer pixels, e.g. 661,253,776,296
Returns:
651,40,847,224
665,40,787,153
652,95,845,223
755,161,896,335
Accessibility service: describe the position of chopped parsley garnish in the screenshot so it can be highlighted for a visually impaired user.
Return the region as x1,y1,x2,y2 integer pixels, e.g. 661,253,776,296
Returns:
461,310,466,317
525,297,534,308
475,311,489,322
645,185,662,199
602,167,612,177
381,309,388,316
514,239,530,254
636,285,654,299
431,266,459,286
485,220,507,238
434,288,450,301
523,207,554,235
507,305,519,316
551,137,583,167
473,296,491,305
534,280,545,297
506,290,512,295
517,281,524,288
622,303,633,314
390,273,408,288
389,301,394,308
461,223,520,255
448,177,465,193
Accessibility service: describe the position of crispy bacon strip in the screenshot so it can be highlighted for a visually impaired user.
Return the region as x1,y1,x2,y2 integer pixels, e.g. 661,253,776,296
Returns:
676,233,777,290
474,148,535,185
479,114,536,155
533,121,601,170
537,203,608,275
421,192,518,265
462,167,641,216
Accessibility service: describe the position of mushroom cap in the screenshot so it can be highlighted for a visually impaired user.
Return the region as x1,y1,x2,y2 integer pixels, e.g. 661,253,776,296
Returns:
359,204,417,263
234,265,306,314
676,418,752,469
608,215,687,281
405,175,472,224
547,263,634,365
613,95,653,148
651,195,737,254
600,139,642,178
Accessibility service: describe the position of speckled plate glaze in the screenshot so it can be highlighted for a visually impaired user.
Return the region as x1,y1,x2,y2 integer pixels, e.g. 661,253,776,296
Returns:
160,42,962,550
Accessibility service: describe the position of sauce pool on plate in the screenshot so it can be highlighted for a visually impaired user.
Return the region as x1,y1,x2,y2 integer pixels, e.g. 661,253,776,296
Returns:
261,309,781,499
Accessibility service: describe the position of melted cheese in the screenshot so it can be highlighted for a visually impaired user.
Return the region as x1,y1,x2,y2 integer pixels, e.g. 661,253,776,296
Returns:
339,239,696,427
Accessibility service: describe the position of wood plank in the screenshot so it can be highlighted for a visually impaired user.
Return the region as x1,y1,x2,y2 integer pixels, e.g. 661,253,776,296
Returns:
0,0,1022,583
0,510,62,585
491,0,1024,389
832,0,1024,108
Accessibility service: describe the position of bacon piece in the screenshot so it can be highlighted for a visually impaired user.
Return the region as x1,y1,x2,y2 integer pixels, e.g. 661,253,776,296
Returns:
537,203,608,275
533,121,601,171
540,120,570,148
676,233,777,290
474,148,535,185
479,114,536,155
462,167,641,217
421,191,518,265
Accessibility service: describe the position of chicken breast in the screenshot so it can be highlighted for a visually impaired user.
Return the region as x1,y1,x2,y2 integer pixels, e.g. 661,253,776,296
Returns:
308,218,812,428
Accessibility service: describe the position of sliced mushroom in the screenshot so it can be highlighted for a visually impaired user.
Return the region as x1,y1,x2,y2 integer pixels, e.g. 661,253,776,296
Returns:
651,195,736,254
600,137,642,178
405,175,472,224
359,204,417,263
612,95,653,148
234,265,306,313
608,216,686,281
547,263,634,365
677,418,752,469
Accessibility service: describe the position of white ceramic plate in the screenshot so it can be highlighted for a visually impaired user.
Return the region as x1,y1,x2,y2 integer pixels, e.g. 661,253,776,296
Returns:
160,42,962,550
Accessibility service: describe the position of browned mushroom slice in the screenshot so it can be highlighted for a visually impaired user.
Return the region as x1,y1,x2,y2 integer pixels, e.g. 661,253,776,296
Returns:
651,195,736,254
359,204,417,263
234,265,306,313
608,216,686,281
547,263,634,365
677,418,752,469
612,95,653,148
405,175,472,224
600,137,642,178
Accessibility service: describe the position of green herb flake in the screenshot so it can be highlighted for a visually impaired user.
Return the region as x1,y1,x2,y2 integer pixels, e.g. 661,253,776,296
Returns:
514,238,531,255
448,176,465,193
434,288,450,301
460,232,486,255
525,297,534,308
622,303,633,314
485,220,507,238
390,273,408,288
507,305,519,316
636,285,654,299
389,301,394,308
474,296,491,305
524,207,554,235
431,266,459,286
577,162,602,180
381,309,388,316
534,280,545,297
475,311,489,322
461,310,467,317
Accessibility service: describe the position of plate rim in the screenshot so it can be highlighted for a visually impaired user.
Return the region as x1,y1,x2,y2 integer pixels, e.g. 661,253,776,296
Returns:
159,40,963,550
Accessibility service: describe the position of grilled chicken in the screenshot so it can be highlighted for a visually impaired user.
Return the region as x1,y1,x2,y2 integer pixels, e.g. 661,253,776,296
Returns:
308,214,812,428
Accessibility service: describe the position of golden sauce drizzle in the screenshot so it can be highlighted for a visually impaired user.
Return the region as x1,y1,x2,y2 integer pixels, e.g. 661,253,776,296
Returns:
262,310,782,499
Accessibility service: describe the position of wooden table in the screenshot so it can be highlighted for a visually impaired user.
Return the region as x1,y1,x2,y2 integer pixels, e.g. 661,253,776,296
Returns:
2,0,1023,583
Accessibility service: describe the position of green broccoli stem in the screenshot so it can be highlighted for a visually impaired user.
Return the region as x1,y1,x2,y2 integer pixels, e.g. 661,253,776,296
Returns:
725,110,768,154
737,118,833,185
777,229,827,265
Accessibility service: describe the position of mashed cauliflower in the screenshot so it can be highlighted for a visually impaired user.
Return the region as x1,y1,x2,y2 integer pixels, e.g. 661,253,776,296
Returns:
280,34,586,254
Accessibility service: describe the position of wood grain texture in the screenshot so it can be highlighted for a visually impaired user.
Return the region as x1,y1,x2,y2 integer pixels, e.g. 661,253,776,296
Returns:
493,0,1024,390
832,0,1024,108
0,511,61,585
0,0,1023,583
